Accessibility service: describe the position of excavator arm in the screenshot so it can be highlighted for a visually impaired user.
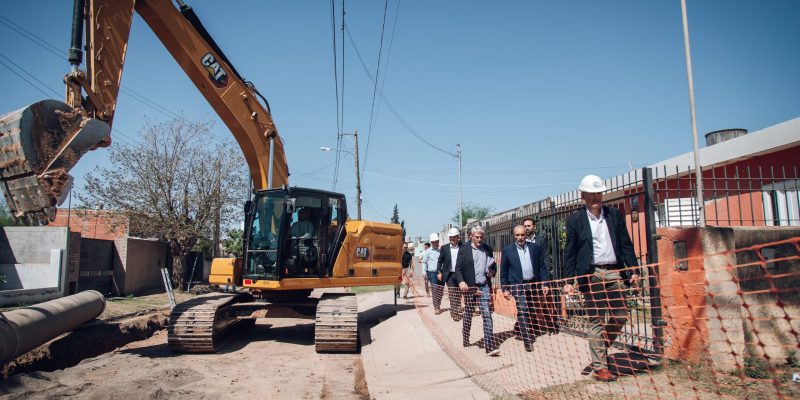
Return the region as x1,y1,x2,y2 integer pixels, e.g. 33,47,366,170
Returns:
0,0,288,225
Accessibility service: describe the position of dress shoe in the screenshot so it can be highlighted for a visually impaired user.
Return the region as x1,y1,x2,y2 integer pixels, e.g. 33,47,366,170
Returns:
592,368,617,382
463,339,470,348
486,347,501,357
580,363,593,376
524,343,533,352
434,309,443,315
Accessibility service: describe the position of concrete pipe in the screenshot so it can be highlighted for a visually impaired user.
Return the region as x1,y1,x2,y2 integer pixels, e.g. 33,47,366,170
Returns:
0,290,106,365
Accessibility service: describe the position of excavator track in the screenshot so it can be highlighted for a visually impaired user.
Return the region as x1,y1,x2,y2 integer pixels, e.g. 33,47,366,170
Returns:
167,292,251,353
314,293,359,353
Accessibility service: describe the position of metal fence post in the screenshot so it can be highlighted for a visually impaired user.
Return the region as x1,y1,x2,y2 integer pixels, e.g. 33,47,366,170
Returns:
643,167,665,357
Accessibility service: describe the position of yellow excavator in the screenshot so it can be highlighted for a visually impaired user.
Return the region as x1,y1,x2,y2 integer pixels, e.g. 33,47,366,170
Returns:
0,0,402,353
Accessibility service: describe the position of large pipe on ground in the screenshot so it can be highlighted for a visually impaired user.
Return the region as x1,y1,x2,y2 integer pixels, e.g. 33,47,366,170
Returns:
0,290,106,365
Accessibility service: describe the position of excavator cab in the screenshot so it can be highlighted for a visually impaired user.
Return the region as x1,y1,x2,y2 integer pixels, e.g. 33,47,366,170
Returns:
244,187,347,283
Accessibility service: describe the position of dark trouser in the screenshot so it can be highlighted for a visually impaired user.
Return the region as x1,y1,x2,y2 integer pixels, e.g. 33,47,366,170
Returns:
510,285,535,346
446,274,463,320
462,284,494,350
429,271,443,311
581,267,629,371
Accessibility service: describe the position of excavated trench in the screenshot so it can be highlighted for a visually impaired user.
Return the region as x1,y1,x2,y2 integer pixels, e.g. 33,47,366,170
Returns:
1,309,169,379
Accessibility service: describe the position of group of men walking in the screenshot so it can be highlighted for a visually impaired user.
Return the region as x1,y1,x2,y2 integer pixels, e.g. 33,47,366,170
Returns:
409,175,641,382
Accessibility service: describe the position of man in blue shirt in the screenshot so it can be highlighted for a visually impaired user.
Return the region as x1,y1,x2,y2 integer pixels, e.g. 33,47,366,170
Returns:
422,233,442,313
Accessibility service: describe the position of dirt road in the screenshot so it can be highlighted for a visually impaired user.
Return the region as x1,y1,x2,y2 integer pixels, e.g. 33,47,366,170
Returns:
1,300,383,399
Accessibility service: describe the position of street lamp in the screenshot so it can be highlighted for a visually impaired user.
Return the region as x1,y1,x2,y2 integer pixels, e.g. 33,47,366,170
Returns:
321,130,361,220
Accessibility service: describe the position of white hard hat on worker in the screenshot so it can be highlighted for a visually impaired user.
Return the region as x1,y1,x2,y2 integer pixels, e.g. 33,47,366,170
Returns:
447,227,460,237
578,175,607,193
429,233,440,242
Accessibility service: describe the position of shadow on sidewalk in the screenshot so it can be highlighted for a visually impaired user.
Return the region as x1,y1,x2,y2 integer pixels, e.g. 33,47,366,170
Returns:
358,303,416,346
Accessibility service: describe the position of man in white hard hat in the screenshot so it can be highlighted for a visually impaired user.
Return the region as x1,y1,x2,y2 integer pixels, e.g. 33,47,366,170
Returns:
563,175,641,382
420,242,431,294
422,233,444,315
437,227,466,321
422,235,441,301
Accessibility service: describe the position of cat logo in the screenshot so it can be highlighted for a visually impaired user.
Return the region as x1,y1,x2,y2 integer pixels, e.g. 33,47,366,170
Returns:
200,52,228,88
355,247,369,259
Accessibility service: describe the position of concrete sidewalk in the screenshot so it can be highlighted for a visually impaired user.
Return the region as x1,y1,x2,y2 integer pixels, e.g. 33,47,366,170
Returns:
358,290,491,400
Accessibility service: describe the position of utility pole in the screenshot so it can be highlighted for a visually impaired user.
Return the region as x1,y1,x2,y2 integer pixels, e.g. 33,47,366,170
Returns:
353,130,362,220
456,144,463,229
680,0,706,227
322,131,361,220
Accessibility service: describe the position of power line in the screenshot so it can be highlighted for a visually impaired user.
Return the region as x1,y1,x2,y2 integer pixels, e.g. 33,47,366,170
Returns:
0,56,60,99
343,26,454,157
364,171,571,188
0,13,180,120
0,14,232,148
331,0,342,190
362,0,390,177
0,15,64,60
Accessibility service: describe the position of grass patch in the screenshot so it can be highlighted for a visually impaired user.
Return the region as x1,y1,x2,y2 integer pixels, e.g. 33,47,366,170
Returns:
100,292,195,319
347,285,396,294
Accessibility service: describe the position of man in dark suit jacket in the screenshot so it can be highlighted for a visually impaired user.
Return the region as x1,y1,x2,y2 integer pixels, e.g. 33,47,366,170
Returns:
437,227,466,321
455,226,499,355
500,225,549,352
563,175,641,382
524,217,558,334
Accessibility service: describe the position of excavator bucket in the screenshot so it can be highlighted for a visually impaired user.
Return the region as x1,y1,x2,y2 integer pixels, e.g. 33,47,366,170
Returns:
0,100,110,225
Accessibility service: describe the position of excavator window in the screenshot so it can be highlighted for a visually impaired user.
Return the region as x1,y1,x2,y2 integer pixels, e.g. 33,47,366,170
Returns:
285,196,324,278
245,194,285,280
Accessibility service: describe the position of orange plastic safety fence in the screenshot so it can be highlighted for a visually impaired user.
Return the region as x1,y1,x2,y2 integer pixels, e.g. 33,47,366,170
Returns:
407,237,800,399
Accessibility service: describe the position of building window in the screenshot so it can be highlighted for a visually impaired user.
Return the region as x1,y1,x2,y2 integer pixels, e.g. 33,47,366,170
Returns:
762,181,800,227
656,198,698,227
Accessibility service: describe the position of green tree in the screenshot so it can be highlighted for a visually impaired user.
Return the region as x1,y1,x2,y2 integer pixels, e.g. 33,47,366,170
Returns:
390,204,400,224
79,117,248,290
221,228,244,257
452,202,495,227
400,220,406,239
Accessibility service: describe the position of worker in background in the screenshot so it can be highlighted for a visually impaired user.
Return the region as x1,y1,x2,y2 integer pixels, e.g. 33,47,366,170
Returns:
437,227,465,321
396,243,414,298
420,242,432,296
563,174,641,382
424,234,442,310
455,225,499,356
523,217,557,334
290,207,315,238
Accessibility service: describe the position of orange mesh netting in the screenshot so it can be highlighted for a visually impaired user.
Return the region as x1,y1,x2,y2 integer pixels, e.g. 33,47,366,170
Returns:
407,237,800,399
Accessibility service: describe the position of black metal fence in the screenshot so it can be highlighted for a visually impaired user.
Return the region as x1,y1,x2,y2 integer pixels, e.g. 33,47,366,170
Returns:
476,159,800,358
651,164,800,228
480,167,663,356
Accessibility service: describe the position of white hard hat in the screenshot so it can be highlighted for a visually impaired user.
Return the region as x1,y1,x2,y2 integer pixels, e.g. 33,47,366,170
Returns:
407,243,415,249
447,227,460,237
578,175,607,193
429,233,440,242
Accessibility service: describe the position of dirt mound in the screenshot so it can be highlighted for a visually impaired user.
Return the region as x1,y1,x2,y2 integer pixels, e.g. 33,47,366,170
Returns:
2,310,169,379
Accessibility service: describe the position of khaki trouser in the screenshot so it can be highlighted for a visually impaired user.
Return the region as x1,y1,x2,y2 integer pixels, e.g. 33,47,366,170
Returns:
582,267,628,371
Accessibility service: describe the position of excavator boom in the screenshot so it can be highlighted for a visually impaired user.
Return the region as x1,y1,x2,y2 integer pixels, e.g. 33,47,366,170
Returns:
0,0,287,224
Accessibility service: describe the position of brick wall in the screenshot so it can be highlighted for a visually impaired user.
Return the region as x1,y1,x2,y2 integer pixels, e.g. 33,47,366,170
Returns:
50,209,128,240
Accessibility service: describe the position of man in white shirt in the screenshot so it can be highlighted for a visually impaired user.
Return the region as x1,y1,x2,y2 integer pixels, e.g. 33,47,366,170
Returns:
437,227,465,321
563,175,641,382
422,233,444,315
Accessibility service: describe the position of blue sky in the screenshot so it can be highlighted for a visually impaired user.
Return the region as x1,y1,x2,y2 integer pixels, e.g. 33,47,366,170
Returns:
1,0,798,238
